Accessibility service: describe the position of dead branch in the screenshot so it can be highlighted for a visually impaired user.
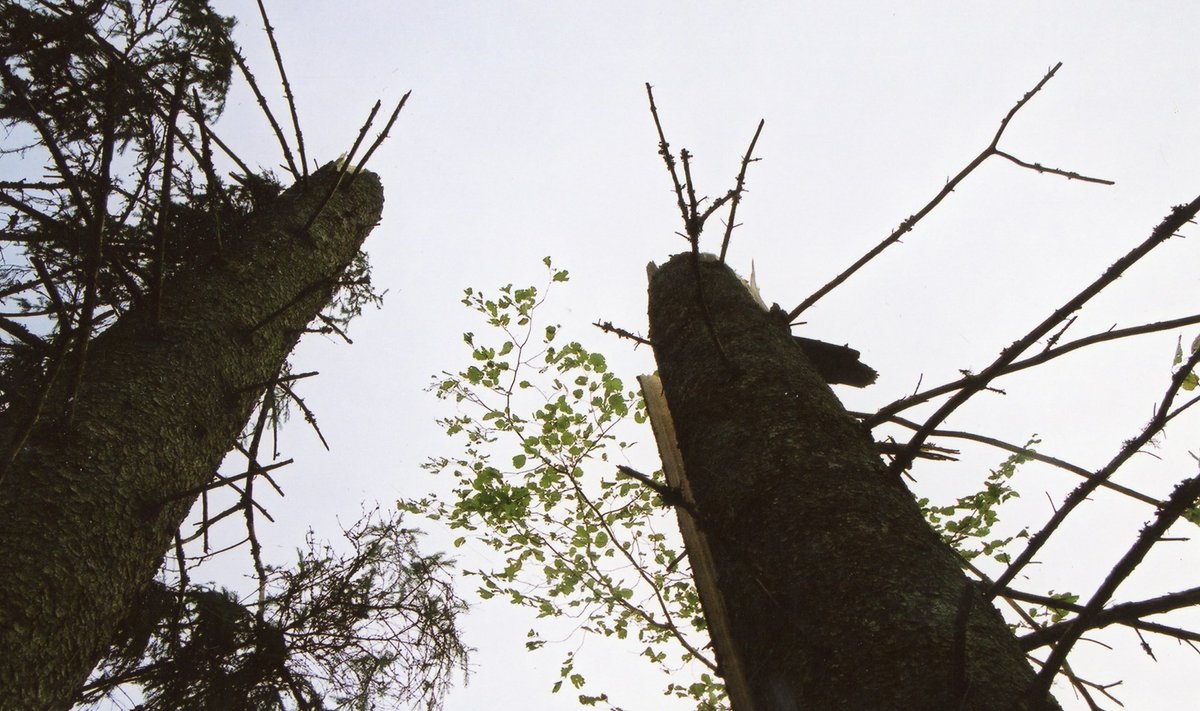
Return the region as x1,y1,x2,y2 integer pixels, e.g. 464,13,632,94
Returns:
279,381,330,450
860,411,1164,508
255,0,308,180
788,62,1112,321
867,313,1200,427
645,83,690,234
1029,466,1200,698
152,66,188,326
718,119,765,262
593,319,652,346
232,48,301,180
350,91,412,181
1013,585,1200,650
304,100,381,230
885,197,1200,477
986,345,1200,601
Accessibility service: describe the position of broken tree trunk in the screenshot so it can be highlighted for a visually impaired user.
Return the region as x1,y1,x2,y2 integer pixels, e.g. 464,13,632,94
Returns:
646,252,1056,711
0,166,384,709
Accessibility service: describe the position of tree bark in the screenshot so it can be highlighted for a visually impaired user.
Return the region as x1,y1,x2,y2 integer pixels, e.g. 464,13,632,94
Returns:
647,253,1058,711
0,166,384,710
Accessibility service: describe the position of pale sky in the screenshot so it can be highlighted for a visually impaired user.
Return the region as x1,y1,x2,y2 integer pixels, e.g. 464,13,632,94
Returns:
195,2,1200,709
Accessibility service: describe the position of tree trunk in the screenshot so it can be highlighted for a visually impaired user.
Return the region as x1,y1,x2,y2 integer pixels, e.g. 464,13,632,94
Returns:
0,166,384,710
646,253,1057,711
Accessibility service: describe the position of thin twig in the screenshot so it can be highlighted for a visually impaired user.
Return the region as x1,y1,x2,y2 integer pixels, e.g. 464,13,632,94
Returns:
993,150,1114,185
232,49,300,180
645,83,690,230
788,62,1101,320
278,382,329,450
718,119,765,263
255,0,307,180
350,91,411,183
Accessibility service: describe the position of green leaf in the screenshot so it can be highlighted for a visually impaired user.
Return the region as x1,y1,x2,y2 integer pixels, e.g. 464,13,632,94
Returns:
512,454,527,469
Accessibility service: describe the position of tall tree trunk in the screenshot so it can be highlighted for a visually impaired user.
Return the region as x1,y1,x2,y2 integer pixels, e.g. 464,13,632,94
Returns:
647,253,1057,711
0,166,384,710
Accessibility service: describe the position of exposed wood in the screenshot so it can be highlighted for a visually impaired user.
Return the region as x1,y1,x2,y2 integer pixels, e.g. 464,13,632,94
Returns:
638,373,756,711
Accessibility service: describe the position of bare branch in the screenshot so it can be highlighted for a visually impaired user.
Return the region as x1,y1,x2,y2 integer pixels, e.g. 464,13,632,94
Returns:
644,83,690,231
885,196,1200,477
860,412,1165,508
350,91,412,182
992,150,1114,185
867,313,1200,426
788,62,1115,320
593,319,652,347
1029,466,1200,697
717,119,765,263
0,62,90,222
232,49,301,180
304,101,381,231
1013,585,1200,651
986,345,1200,600
255,0,308,180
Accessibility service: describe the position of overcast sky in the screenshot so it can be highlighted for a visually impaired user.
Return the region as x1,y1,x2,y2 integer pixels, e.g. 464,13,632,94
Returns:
197,2,1200,709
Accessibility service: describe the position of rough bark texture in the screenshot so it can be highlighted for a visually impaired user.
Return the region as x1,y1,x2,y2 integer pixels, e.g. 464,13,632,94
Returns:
0,166,384,710
647,253,1057,711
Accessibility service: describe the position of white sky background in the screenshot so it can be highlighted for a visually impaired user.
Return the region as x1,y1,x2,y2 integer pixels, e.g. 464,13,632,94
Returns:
191,2,1200,709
